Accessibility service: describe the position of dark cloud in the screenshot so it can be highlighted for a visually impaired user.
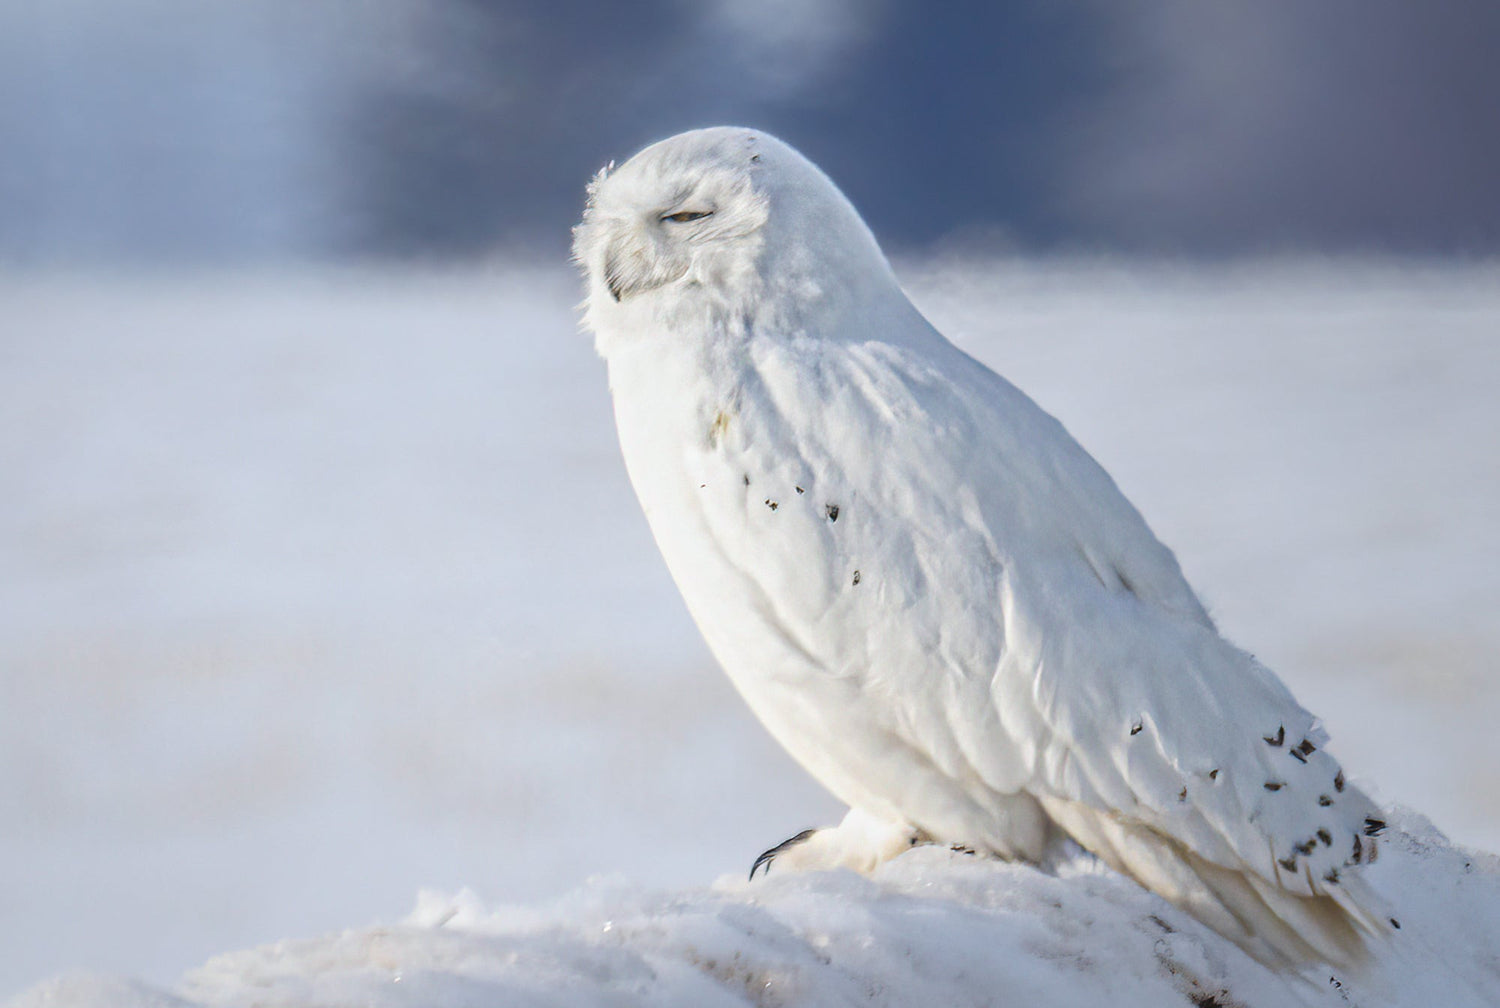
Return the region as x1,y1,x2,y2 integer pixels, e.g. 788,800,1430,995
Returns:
340,1,1106,257
3,1,1497,262
311,0,1500,257
1056,1,1500,253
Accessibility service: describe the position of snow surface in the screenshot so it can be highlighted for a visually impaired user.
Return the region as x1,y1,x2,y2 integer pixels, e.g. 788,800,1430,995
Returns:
3,258,1498,1004
12,813,1500,1007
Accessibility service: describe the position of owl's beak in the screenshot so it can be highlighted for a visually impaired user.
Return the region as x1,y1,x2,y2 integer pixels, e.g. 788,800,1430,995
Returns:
603,247,628,302
600,238,687,303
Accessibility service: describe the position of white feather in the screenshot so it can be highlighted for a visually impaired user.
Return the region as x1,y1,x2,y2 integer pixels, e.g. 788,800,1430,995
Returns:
573,126,1393,969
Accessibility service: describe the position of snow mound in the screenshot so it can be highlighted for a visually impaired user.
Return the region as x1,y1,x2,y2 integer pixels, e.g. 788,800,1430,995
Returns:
10,810,1497,1008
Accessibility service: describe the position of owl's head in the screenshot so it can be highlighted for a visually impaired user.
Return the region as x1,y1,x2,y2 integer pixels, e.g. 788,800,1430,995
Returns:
573,127,899,345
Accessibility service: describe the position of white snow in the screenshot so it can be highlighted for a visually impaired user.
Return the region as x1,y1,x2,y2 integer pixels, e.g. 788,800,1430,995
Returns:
3,257,1498,1004
12,812,1500,1007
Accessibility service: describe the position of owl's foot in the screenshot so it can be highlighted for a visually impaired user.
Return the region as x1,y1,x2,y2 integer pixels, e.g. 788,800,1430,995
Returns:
748,807,925,880
749,829,817,879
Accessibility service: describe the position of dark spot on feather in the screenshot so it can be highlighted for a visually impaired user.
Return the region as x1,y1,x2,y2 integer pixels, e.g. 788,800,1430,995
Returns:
1318,795,1333,807
1178,786,1187,802
825,504,840,522
764,499,778,511
851,570,861,585
1334,770,1345,792
1317,828,1332,846
1363,816,1386,837
1324,868,1341,885
1296,739,1317,756
1209,768,1219,780
1264,781,1284,791
1147,914,1176,934
1290,748,1308,763
1350,835,1363,864
1278,855,1297,872
1295,839,1316,856
708,411,731,445
1389,917,1401,930
1264,726,1285,747
699,483,707,488
795,486,804,494
1129,721,1143,736
743,474,751,486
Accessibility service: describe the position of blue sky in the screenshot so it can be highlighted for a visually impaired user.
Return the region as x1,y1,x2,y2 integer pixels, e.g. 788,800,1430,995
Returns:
2,0,1497,263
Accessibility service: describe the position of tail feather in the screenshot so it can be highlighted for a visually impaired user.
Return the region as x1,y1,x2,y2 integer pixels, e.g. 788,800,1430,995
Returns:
1040,797,1384,970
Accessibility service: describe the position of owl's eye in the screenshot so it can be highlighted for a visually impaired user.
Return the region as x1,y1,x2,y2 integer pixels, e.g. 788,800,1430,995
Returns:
661,209,713,223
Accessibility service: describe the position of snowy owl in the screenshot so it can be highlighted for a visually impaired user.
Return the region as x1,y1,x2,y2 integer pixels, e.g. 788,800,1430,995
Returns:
573,127,1394,969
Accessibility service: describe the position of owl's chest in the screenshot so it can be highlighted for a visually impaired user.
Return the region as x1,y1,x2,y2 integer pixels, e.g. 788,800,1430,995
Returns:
608,342,878,652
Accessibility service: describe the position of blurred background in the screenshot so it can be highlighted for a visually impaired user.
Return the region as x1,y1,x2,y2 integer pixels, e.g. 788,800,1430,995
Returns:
4,0,1500,265
3,0,1498,997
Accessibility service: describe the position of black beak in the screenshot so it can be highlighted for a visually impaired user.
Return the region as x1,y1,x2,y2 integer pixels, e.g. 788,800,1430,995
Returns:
604,249,625,302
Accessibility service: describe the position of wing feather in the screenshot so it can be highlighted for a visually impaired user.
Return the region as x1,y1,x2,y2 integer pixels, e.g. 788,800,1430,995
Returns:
807,335,1388,960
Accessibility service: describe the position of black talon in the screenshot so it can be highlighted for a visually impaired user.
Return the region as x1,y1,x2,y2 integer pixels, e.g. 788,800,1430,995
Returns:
749,828,817,880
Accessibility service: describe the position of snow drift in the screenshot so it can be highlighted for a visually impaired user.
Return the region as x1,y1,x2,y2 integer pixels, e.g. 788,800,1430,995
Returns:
12,810,1499,1007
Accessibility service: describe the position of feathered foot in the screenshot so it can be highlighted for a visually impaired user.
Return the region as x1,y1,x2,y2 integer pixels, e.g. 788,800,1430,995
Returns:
748,808,926,880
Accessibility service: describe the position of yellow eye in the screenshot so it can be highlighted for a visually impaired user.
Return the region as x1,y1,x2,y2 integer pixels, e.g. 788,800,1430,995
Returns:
661,210,713,223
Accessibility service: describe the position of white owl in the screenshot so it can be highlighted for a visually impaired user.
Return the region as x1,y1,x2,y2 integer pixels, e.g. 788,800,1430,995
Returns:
572,127,1393,969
